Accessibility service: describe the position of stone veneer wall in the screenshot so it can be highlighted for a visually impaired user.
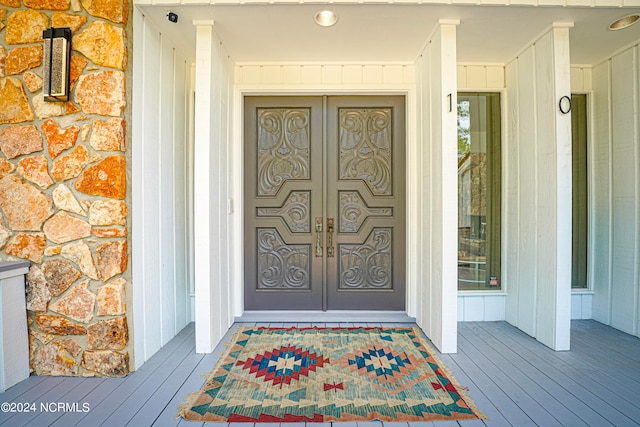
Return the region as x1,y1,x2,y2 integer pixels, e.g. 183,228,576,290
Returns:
0,0,131,377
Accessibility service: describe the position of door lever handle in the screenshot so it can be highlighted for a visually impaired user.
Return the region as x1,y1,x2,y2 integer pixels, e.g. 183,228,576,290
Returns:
315,218,323,257
326,218,335,257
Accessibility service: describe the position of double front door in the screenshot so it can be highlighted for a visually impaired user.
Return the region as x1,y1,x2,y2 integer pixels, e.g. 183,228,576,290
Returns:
244,96,405,311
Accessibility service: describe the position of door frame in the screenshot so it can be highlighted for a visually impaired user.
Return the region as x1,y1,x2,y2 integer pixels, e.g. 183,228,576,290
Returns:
231,86,418,319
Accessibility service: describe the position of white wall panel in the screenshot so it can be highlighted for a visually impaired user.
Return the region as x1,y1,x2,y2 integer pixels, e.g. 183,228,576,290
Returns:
571,66,592,92
592,44,640,338
193,23,235,353
235,64,416,86
458,295,506,321
571,293,593,319
504,61,520,325
504,24,573,350
591,62,612,323
457,64,505,90
132,9,192,368
515,46,538,337
160,37,177,346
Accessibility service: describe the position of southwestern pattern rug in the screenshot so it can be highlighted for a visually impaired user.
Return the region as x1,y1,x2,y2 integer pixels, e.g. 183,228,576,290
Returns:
178,327,486,422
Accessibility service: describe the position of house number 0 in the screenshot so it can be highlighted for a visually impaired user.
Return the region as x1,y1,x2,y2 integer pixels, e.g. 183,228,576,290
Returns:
559,96,571,114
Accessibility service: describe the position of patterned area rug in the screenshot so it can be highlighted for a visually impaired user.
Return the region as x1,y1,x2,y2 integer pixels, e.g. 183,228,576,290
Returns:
178,327,485,422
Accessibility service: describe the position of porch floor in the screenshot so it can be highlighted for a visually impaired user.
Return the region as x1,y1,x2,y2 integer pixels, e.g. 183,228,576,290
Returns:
1,320,639,427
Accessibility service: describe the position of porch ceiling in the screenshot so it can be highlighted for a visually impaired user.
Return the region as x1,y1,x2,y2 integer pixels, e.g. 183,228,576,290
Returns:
138,4,640,66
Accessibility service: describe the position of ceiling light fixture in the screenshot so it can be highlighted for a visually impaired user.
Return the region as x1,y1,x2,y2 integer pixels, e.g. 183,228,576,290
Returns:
609,14,640,30
314,10,338,27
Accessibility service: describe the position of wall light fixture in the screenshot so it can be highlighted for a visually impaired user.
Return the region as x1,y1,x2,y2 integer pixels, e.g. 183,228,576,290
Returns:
43,27,72,102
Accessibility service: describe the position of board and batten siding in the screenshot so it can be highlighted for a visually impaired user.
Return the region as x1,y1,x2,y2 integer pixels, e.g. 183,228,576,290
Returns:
591,42,640,339
132,9,192,368
503,23,573,350
234,64,415,86
456,64,595,322
191,22,235,353
415,21,459,353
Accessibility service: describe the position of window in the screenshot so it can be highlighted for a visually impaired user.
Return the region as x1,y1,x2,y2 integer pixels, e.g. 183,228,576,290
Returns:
457,93,501,291
571,94,588,289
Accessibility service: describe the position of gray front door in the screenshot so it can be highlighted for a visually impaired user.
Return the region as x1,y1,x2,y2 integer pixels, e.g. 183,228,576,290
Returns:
244,96,405,311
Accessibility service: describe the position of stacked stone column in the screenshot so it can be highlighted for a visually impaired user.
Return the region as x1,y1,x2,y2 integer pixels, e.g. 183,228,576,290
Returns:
0,0,130,377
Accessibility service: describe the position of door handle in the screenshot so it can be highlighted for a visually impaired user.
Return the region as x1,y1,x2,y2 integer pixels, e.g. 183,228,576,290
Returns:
315,218,323,257
326,218,335,257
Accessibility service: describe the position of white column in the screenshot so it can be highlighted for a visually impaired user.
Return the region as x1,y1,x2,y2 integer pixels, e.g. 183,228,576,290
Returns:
415,20,459,353
436,20,459,354
193,21,215,353
504,22,573,351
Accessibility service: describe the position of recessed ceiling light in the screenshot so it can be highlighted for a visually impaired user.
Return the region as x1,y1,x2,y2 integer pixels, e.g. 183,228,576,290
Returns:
314,10,338,27
609,14,640,30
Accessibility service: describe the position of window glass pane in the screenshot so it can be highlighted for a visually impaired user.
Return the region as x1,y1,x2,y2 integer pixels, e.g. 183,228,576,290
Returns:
457,93,501,291
572,94,588,289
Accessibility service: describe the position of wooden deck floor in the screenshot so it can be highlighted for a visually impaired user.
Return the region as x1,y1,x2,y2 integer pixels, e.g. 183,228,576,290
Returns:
1,320,639,427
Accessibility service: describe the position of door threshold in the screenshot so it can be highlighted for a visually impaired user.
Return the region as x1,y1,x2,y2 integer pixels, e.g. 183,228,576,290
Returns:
236,311,415,323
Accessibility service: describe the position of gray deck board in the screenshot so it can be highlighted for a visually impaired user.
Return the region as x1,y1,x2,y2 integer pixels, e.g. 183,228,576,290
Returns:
487,321,637,426
2,320,640,427
461,323,588,426
99,328,198,426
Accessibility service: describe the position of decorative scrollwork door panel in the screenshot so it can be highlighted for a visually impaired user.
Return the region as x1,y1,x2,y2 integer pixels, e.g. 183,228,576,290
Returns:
244,96,405,311
326,97,406,310
244,97,324,310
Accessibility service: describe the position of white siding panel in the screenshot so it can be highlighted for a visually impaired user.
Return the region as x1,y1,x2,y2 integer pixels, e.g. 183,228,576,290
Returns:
458,295,506,321
301,65,322,84
262,65,282,85
466,65,487,88
534,33,558,345
591,62,612,324
516,47,537,337
610,48,639,335
132,10,193,367
462,296,485,321
140,17,162,361
193,23,234,352
174,57,189,332
483,295,506,321
504,60,520,326
570,293,593,319
486,66,505,88
457,65,467,88
322,65,342,84
383,65,404,84
503,25,572,350
236,64,419,87
241,66,261,85
363,65,384,84
282,65,302,84
343,65,363,84
457,64,504,90
160,37,176,345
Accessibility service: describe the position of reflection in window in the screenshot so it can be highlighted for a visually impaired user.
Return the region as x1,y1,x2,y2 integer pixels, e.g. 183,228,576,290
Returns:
571,94,588,289
457,93,501,291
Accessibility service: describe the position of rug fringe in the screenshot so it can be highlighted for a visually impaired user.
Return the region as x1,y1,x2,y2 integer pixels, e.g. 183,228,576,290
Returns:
409,327,488,420
176,326,252,421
